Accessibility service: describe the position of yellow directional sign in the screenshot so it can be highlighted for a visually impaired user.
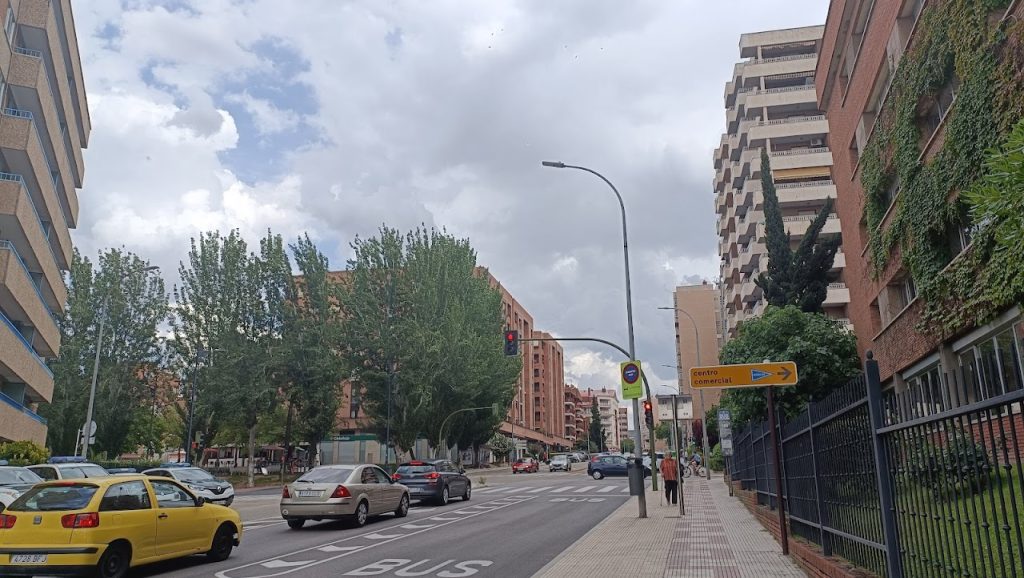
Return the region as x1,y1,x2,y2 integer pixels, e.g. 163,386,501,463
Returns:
689,362,799,389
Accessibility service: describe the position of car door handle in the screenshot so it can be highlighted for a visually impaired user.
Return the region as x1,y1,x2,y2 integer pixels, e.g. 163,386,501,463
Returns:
158,513,168,519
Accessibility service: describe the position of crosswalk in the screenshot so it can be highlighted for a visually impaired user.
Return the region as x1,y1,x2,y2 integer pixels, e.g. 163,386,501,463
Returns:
473,484,632,496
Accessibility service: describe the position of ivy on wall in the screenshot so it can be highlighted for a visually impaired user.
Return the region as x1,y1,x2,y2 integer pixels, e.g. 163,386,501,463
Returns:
858,0,1024,335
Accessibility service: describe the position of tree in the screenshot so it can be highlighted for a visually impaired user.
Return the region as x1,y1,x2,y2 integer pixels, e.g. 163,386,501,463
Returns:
43,249,168,457
654,421,671,441
704,405,720,448
588,398,602,451
338,226,521,456
754,149,840,313
620,438,635,454
487,433,514,462
719,305,860,425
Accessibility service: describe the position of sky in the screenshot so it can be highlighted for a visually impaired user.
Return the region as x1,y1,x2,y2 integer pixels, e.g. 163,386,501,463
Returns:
71,0,829,408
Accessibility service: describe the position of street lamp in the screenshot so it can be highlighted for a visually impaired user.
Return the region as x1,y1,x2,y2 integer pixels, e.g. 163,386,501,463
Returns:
659,306,712,479
81,265,160,460
542,160,652,518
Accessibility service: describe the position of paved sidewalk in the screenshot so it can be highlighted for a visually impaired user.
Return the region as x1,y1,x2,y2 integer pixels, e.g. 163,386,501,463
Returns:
533,477,806,578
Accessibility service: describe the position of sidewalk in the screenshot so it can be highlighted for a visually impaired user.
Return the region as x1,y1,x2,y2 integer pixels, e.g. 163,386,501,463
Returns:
534,477,807,578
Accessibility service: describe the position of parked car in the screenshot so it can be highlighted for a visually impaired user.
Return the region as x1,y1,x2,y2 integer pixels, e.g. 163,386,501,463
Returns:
549,455,572,472
280,464,410,529
587,454,651,480
642,452,665,472
391,460,470,505
0,466,43,510
0,475,241,578
512,458,539,473
27,457,110,481
143,466,235,507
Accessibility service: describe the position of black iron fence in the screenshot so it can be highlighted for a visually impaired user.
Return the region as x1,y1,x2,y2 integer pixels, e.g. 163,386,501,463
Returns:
729,354,1024,578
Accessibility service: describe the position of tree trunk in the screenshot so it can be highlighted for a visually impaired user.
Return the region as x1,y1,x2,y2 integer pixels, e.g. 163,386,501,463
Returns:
281,401,294,483
247,424,257,489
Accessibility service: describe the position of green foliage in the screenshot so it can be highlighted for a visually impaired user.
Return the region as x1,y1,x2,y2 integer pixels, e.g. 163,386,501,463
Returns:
588,398,603,450
904,430,991,499
856,0,1024,333
338,226,521,454
754,149,840,313
708,443,724,472
42,249,168,457
0,441,49,466
487,433,514,459
718,306,860,425
653,421,671,441
704,405,720,448
620,438,635,454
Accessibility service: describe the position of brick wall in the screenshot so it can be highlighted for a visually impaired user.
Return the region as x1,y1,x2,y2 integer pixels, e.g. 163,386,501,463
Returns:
730,482,880,578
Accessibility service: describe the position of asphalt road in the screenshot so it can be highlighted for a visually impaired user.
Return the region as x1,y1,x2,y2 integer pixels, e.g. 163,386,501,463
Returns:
130,466,634,578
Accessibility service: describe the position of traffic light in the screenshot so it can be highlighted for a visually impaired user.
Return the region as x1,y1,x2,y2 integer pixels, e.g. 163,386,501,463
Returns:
643,400,654,428
503,330,519,356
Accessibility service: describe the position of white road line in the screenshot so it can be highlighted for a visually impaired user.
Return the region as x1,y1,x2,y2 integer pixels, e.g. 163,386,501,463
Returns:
550,486,572,493
493,487,519,494
215,497,533,578
621,486,630,492
473,487,500,493
573,486,596,493
598,486,617,493
525,486,553,493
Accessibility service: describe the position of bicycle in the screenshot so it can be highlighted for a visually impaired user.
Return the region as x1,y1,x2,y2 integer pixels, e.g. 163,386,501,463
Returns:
682,462,706,478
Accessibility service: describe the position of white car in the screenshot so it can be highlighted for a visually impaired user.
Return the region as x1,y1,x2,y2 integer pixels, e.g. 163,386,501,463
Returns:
0,465,43,509
143,465,236,506
27,459,111,481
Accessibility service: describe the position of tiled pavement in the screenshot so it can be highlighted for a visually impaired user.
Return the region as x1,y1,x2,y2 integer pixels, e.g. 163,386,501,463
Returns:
533,477,807,578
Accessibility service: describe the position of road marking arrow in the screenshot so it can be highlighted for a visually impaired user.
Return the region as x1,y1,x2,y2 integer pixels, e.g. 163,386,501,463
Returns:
261,559,313,568
317,545,364,553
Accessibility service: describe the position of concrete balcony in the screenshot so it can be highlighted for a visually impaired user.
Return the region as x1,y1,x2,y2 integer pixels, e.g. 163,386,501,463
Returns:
19,0,88,182
747,115,828,143
0,307,54,403
741,279,762,303
55,0,92,143
737,210,762,242
825,283,851,306
0,241,59,356
743,85,817,110
739,241,765,272
832,250,846,270
0,110,73,268
7,47,79,227
776,181,836,206
0,394,48,444
0,174,67,310
769,147,833,171
783,214,841,237
739,53,818,80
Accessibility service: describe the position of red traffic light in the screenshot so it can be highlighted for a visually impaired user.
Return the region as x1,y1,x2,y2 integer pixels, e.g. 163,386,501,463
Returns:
642,400,652,411
506,332,515,342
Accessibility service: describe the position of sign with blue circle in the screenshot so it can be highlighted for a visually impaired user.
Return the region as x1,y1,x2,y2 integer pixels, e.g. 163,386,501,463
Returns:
620,360,643,399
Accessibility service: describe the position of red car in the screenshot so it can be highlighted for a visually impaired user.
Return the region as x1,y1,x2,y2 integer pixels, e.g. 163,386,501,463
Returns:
512,458,539,473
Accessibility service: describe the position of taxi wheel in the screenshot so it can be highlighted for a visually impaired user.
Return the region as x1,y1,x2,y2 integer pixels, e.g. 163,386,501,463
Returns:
96,542,131,578
207,524,235,562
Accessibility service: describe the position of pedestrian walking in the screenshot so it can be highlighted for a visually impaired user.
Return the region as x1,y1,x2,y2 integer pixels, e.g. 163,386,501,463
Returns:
660,452,679,505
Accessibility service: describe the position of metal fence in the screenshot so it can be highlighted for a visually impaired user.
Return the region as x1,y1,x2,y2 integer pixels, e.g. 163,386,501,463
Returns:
729,354,1024,578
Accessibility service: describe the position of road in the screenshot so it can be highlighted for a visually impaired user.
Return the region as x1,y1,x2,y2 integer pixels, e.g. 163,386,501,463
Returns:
137,466,635,578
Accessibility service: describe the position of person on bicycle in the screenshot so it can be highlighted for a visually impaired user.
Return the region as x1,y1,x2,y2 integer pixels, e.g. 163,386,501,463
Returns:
689,452,702,475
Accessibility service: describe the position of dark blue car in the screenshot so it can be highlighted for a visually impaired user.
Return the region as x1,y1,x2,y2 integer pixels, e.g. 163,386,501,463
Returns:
587,454,650,480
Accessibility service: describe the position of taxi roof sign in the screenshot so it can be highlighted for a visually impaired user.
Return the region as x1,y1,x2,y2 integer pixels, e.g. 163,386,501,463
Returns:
689,362,798,389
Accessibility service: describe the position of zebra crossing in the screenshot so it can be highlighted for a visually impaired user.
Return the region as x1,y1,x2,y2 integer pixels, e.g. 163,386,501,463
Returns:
473,483,633,497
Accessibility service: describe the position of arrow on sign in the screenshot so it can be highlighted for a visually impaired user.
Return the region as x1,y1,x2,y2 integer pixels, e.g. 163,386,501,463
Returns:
261,559,313,568
751,369,771,382
778,366,793,380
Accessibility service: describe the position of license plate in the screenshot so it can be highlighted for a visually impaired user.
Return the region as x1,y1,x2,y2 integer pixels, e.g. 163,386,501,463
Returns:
11,554,47,564
298,490,321,497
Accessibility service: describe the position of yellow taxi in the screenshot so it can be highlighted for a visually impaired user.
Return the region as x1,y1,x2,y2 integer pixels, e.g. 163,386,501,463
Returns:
0,474,242,577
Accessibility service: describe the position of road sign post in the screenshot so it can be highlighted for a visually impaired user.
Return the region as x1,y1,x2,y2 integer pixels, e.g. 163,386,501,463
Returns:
689,362,798,555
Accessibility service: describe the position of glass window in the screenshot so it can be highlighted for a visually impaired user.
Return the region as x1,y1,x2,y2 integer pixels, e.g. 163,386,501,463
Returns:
978,338,1001,398
996,328,1023,393
372,467,392,484
28,466,57,481
360,467,377,484
297,467,354,483
396,464,436,475
0,468,42,485
8,484,98,512
78,465,110,478
4,8,14,44
959,349,981,403
100,481,151,511
174,468,214,483
150,480,196,508
60,467,85,479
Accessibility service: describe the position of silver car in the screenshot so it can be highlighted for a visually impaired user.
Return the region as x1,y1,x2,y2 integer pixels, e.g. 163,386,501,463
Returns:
280,464,410,529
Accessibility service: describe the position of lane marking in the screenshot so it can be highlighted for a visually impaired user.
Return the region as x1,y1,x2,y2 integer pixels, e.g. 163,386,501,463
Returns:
573,486,596,493
216,497,533,578
550,486,572,493
399,523,436,530
261,560,314,569
598,486,617,493
363,532,404,540
318,546,364,553
428,516,462,521
525,486,553,493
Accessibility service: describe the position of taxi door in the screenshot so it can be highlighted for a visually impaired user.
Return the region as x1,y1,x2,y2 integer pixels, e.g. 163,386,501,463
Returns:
148,479,208,557
94,481,158,562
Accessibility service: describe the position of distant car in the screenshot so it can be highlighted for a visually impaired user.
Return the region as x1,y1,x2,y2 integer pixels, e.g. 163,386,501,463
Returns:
588,455,650,480
280,464,410,529
0,466,43,510
392,460,470,505
549,455,571,472
143,466,235,507
27,458,110,481
642,452,666,471
0,475,241,578
512,458,539,474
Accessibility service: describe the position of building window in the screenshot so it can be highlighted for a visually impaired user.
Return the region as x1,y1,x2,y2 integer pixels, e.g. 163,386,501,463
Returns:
878,275,917,326
882,177,899,210
904,364,946,416
4,8,14,45
920,77,960,141
958,322,1024,403
533,382,540,392
533,368,540,377
350,392,361,419
533,354,539,363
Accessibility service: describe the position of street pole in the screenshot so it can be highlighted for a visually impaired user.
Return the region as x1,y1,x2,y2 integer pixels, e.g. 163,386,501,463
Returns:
672,394,685,516
542,161,648,518
766,385,789,554
184,348,207,463
81,296,108,460
660,306,712,479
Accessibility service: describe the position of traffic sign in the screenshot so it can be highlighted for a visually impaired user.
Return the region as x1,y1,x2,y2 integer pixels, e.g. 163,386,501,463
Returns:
620,360,643,399
689,362,798,389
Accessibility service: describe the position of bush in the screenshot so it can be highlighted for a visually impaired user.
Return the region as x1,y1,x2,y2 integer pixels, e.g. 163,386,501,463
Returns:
707,443,724,471
0,441,49,466
906,430,990,498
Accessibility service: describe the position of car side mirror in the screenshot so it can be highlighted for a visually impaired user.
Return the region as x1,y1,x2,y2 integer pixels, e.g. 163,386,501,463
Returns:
459,468,465,475
194,496,206,507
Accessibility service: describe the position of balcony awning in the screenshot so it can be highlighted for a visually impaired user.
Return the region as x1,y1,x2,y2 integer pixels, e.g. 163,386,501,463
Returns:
773,166,831,180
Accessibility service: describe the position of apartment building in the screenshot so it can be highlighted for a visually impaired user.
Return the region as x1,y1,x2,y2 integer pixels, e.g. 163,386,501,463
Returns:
617,407,628,447
817,0,1024,389
715,25,851,338
671,283,723,409
581,387,622,451
530,332,566,443
564,384,588,445
0,0,90,444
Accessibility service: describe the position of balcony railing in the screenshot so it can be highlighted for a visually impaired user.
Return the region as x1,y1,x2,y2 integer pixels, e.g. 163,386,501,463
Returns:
0,307,53,378
739,85,815,97
0,172,62,281
0,390,47,425
758,115,826,126
828,282,847,289
782,213,837,222
0,240,58,323
1,108,70,229
770,146,830,157
14,46,42,58
776,179,834,189
750,53,817,64
3,107,33,120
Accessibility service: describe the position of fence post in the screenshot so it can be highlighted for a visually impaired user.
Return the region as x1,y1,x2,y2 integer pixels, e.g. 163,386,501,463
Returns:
864,352,904,578
807,401,831,556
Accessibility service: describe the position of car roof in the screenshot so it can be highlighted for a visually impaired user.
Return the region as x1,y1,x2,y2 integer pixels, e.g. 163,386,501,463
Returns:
29,462,106,469
35,474,152,489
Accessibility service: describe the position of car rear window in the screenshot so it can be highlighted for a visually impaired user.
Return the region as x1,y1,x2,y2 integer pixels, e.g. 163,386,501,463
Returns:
0,468,43,484
296,468,353,483
8,484,99,511
78,466,111,478
396,464,436,474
